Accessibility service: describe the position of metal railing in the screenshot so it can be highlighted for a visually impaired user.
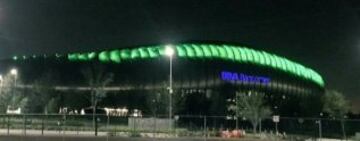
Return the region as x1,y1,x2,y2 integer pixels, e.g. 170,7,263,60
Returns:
0,114,358,140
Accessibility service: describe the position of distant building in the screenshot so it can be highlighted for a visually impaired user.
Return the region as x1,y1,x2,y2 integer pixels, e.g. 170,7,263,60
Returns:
103,107,129,116
6,106,21,114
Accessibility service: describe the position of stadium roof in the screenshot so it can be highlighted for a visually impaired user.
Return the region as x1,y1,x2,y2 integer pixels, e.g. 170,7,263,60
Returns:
12,43,325,87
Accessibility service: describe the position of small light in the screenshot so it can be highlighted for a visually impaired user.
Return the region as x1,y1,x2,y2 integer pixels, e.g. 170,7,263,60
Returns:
10,69,17,76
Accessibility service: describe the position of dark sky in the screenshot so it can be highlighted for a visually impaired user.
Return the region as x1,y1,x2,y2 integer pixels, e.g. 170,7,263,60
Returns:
0,0,359,112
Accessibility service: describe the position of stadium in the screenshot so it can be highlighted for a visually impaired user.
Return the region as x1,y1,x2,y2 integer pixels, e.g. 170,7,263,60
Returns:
3,42,325,116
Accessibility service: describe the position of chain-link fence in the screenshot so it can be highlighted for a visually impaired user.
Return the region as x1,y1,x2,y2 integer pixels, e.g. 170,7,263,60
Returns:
0,114,358,140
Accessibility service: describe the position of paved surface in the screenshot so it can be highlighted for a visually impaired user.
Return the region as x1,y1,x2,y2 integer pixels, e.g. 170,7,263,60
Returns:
0,129,108,136
0,135,267,141
0,129,173,137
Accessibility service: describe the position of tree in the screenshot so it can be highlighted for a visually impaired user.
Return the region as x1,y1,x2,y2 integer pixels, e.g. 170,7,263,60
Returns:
46,98,59,113
0,72,27,113
82,65,113,136
146,82,186,117
209,90,227,116
146,92,164,116
229,91,272,133
29,72,58,113
323,90,350,139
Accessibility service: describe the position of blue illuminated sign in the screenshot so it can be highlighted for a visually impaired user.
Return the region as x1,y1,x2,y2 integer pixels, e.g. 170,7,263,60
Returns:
221,71,271,84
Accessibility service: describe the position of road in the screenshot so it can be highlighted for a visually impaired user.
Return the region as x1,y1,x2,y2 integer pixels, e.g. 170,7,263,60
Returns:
0,135,266,141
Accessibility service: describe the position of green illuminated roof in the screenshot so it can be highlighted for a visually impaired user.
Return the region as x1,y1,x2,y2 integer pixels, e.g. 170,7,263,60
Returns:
13,43,325,87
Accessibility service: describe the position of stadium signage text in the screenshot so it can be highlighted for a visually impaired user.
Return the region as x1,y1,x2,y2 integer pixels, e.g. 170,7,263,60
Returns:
221,71,271,85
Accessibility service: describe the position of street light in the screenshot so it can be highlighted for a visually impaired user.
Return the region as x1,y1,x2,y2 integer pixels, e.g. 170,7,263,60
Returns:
0,74,3,88
10,68,17,76
165,45,174,130
165,45,175,57
10,68,18,86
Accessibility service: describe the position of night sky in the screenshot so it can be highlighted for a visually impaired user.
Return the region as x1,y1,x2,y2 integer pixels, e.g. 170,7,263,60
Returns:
0,0,359,112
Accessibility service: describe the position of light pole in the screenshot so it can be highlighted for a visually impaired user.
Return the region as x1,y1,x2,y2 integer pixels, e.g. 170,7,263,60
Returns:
0,74,3,94
165,45,174,130
0,74,3,85
10,68,18,86
9,69,18,118
317,112,323,141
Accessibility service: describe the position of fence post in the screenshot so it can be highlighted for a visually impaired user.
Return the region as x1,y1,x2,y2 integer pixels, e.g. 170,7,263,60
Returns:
107,115,110,141
318,119,322,141
62,114,66,136
174,116,177,137
7,115,9,135
23,114,26,136
132,117,135,133
95,115,98,136
203,115,207,141
341,119,346,140
259,118,262,133
275,122,278,135
41,115,44,135
236,116,238,130
153,117,156,138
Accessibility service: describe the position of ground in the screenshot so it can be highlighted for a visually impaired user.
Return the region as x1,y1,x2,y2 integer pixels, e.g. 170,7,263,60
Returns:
0,135,273,141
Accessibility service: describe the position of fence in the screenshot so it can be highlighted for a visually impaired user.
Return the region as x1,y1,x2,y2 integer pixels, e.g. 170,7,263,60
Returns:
0,114,358,140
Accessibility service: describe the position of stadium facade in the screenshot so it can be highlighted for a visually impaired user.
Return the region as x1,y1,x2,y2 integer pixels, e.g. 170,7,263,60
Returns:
8,42,325,116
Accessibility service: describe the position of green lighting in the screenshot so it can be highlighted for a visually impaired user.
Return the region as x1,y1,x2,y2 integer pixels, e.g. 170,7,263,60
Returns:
218,46,227,59
184,44,195,58
193,44,204,57
176,45,186,57
130,49,140,59
55,53,62,58
88,52,97,59
245,48,254,63
224,45,234,60
158,46,166,56
239,48,247,62
250,49,259,64
148,46,160,58
99,51,110,62
49,43,325,87
139,47,149,59
110,50,121,63
68,54,77,61
201,44,212,57
232,46,241,62
209,45,220,58
120,49,131,60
